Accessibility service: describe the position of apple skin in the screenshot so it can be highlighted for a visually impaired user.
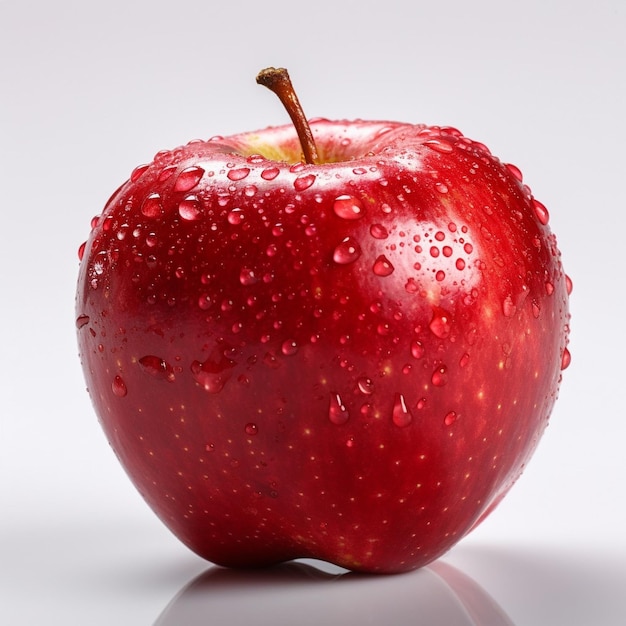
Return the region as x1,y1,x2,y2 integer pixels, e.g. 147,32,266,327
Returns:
76,119,570,574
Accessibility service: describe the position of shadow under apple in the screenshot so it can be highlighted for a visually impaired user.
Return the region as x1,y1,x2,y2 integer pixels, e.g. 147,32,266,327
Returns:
153,557,513,626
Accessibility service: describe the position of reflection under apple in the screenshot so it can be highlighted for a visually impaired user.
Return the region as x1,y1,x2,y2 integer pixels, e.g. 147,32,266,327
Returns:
153,558,513,626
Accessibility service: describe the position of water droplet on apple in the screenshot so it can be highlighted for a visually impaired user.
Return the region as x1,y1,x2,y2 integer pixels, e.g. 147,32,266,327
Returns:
281,340,298,356
139,355,175,382
431,365,448,387
545,281,555,295
392,394,413,427
245,423,258,436
77,241,86,261
411,340,425,359
459,353,470,368
227,208,245,225
130,163,149,182
141,193,163,218
76,314,90,329
174,166,205,191
261,167,280,180
191,357,234,393
112,375,127,397
531,198,550,225
370,224,388,239
239,268,259,286
329,393,349,425
158,165,177,182
294,173,316,191
405,278,419,294
565,274,573,295
333,237,362,264
444,410,457,426
227,167,250,181
561,347,571,370
197,294,212,310
357,377,374,395
502,295,516,317
178,195,202,221
373,255,394,276
424,139,454,154
333,195,364,220
429,309,451,339
435,182,449,194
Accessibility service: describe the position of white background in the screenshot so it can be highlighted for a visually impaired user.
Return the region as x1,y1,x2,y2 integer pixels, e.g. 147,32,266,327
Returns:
1,1,625,624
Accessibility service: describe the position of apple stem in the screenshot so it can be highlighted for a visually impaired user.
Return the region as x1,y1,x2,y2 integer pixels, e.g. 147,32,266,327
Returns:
256,67,319,165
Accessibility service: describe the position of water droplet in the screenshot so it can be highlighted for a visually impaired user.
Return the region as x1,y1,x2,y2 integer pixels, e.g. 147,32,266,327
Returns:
197,294,212,310
294,173,316,191
431,365,448,387
281,340,298,356
373,255,394,276
531,299,541,318
174,166,205,191
333,195,364,220
565,274,573,295
561,347,571,370
405,278,419,294
261,167,280,180
239,268,259,286
245,423,258,436
459,353,470,368
227,208,245,225
392,394,413,427
502,295,516,317
411,340,425,359
463,242,473,254
435,182,449,194
77,241,86,261
370,223,388,239
333,237,362,264
444,410,457,426
244,184,258,197
227,167,250,181
357,377,374,395
191,354,235,393
139,355,175,382
429,309,451,339
545,281,555,295
455,258,466,270
424,139,454,154
76,314,90,329
506,163,523,182
329,393,349,425
158,165,177,182
112,375,127,397
141,193,163,218
435,270,446,282
178,195,202,220
130,163,150,183
532,198,550,225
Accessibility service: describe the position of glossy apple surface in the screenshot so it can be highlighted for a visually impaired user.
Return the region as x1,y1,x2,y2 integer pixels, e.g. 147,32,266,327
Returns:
76,118,570,573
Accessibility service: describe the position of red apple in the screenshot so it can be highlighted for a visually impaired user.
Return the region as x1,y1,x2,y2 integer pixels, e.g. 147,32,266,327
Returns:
76,68,570,573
